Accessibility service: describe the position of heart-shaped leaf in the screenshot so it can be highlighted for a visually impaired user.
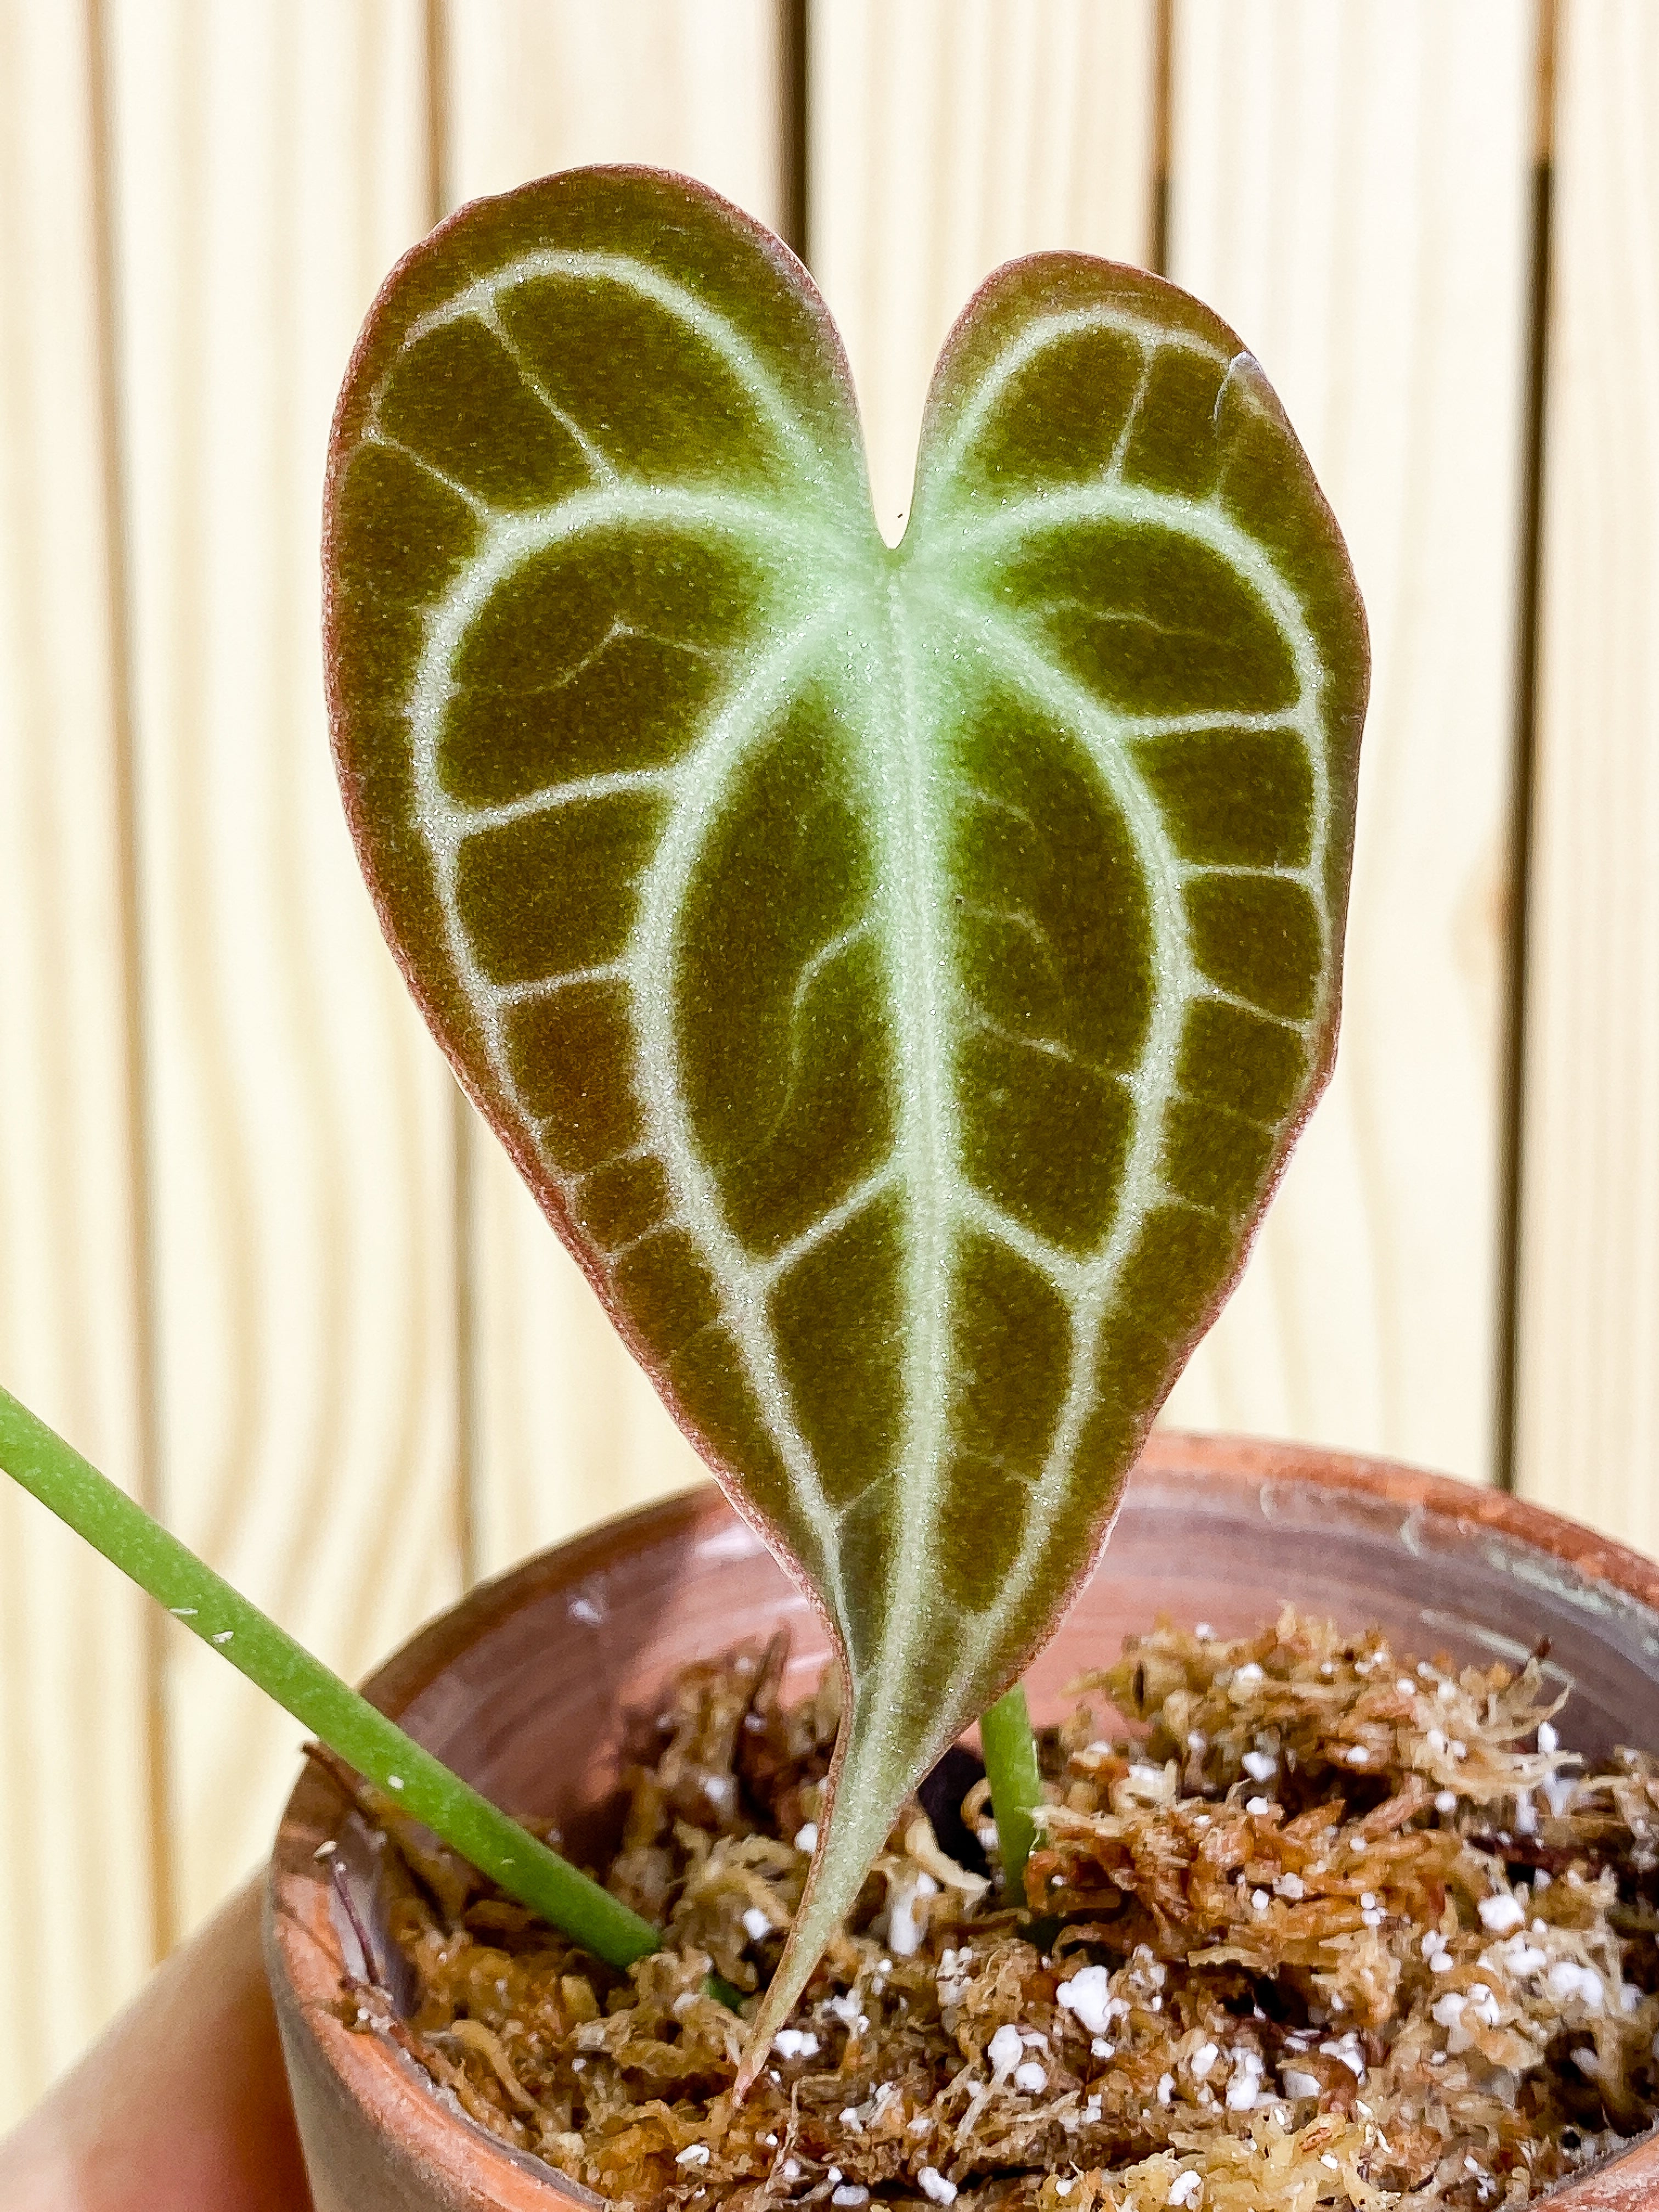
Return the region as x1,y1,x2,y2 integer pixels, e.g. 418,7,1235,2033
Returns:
325,167,1366,2061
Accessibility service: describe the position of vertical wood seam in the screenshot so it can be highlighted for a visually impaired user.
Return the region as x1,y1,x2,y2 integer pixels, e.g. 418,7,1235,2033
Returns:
1149,0,1173,274
426,0,451,227
1495,0,1561,1495
453,1091,480,1592
83,0,174,1961
425,0,479,1592
781,0,810,267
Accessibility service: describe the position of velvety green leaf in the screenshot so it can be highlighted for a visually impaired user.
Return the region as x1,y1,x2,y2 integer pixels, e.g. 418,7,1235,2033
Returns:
325,170,1368,2065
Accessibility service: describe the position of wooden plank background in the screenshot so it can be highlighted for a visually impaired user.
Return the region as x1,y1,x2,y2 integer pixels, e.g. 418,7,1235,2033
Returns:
1159,0,1536,1485
1,0,1654,2128
0,0,157,2111
1514,1,1659,1554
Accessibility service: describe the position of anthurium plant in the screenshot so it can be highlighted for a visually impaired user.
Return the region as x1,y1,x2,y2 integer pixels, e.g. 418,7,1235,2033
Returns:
0,166,1365,2082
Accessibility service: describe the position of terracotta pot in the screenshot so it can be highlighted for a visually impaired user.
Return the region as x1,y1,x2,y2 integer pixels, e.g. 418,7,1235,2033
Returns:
266,1433,1659,2211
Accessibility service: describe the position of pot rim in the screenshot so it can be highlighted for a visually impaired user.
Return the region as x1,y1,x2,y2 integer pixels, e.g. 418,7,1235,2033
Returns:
265,1430,1659,2210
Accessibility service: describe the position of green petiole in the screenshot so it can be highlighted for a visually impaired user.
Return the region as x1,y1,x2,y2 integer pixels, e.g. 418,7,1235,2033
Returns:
0,1385,666,1979
980,1682,1046,1909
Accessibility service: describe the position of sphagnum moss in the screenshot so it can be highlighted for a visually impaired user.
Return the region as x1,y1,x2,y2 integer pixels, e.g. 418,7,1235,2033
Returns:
352,1608,1659,2212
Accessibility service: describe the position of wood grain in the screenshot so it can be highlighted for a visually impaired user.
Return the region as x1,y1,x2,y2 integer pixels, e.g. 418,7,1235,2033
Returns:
6,0,1655,2128
444,0,782,216
0,1,156,2129
1514,3,1659,1547
101,0,464,1934
442,2,783,1579
810,0,1158,541
1159,0,1538,1486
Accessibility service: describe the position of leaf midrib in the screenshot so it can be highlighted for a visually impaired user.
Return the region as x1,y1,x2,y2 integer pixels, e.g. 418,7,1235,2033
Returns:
844,571,958,1709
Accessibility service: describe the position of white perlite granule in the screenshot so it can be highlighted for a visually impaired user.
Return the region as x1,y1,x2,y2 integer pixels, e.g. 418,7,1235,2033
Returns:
1056,1963,1116,2036
1479,1894,1526,1935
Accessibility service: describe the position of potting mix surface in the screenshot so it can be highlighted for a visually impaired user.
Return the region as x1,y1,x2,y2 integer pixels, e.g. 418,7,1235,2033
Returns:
343,1611,1659,2210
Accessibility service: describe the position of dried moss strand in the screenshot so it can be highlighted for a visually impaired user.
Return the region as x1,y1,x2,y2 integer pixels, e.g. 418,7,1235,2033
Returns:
980,1681,1045,1905
0,1384,661,1974
391,1618,1654,2208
